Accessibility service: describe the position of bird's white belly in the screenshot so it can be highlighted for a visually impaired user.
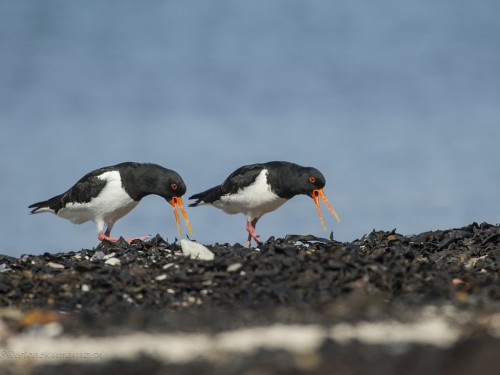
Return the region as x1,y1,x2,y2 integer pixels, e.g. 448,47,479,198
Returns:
213,170,287,219
57,173,139,225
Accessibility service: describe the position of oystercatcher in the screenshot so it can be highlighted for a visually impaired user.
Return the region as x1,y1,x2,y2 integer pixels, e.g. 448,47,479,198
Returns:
29,162,192,243
189,161,340,247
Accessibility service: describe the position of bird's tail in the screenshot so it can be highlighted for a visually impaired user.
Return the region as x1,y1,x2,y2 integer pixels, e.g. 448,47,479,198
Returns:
28,194,64,214
188,186,220,207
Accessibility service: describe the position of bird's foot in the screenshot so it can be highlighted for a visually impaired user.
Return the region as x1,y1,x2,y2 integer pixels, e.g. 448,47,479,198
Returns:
246,236,262,248
245,221,262,248
98,231,150,244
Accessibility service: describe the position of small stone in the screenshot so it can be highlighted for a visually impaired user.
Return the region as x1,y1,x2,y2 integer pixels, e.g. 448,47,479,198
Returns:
387,234,398,242
81,284,91,292
293,241,310,248
155,274,168,281
47,262,65,269
180,239,215,261
91,251,105,261
227,263,242,272
104,258,121,266
0,263,12,273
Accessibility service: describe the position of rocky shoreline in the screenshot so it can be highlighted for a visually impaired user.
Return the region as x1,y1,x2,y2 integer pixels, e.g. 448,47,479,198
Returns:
1,222,500,374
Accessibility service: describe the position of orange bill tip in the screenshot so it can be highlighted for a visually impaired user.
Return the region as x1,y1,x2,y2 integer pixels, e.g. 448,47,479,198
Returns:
170,197,193,238
175,196,193,236
316,189,341,223
171,197,182,238
312,189,340,232
312,191,327,232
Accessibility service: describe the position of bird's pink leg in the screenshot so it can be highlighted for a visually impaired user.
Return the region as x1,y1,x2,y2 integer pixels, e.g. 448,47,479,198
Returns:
245,218,261,248
98,230,149,244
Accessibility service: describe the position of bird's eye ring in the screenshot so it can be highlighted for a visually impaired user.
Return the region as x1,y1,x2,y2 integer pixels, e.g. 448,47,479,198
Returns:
171,183,177,190
309,176,316,183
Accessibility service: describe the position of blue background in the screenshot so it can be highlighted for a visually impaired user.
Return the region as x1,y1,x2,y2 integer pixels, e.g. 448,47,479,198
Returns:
1,0,499,256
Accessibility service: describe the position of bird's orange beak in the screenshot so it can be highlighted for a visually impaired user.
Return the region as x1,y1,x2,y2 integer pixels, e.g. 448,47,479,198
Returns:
170,196,193,238
312,189,340,232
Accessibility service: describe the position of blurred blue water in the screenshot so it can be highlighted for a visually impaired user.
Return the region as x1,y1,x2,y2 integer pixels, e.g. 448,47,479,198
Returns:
1,0,499,256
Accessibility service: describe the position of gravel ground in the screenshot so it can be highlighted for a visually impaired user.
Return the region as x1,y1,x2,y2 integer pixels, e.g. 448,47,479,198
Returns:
1,222,500,374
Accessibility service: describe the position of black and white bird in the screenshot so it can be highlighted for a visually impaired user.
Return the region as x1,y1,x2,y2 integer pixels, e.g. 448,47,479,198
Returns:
29,162,192,243
189,161,340,247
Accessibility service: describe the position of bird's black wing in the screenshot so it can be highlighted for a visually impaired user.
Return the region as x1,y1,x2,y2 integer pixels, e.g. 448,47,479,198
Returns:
61,172,109,205
28,193,65,214
188,185,222,206
219,164,265,195
189,164,265,206
29,166,113,214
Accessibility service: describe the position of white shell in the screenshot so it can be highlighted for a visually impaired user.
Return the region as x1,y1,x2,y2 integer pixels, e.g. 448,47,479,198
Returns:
180,239,214,261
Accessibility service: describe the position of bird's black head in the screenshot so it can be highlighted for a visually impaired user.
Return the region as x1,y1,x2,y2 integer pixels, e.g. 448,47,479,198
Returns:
121,163,186,201
266,161,339,230
120,162,192,237
268,163,326,199
162,173,187,201
296,167,326,197
291,165,340,230
161,171,192,237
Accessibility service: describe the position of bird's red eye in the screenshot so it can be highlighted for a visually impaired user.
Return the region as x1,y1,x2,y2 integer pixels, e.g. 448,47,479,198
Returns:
171,183,177,190
309,176,316,183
